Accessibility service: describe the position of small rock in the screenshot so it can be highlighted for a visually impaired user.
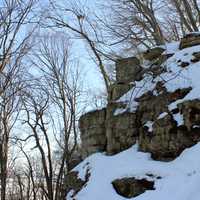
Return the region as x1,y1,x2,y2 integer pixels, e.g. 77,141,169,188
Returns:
143,47,165,61
180,61,190,68
191,52,200,63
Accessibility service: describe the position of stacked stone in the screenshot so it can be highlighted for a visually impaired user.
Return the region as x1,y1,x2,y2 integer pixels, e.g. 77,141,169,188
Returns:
79,108,107,158
106,57,143,155
106,112,138,155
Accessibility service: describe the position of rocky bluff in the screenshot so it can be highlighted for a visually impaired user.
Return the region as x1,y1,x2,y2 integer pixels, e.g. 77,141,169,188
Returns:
67,33,200,199
79,32,200,161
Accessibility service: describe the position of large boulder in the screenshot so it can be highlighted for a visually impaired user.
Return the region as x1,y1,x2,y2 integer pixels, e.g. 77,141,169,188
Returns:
139,99,200,161
139,114,185,161
137,87,193,161
179,100,200,130
116,57,143,83
137,87,191,123
112,177,155,198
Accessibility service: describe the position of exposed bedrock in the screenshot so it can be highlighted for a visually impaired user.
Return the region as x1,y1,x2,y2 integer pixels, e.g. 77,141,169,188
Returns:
79,108,107,158
79,33,200,161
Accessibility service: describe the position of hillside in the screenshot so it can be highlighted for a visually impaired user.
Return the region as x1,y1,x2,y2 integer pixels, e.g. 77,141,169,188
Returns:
67,143,200,200
66,32,200,200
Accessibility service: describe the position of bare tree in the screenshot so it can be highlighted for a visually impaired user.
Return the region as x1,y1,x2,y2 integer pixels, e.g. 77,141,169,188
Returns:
0,1,36,199
22,88,55,200
18,33,84,200
102,0,200,52
168,0,200,33
103,0,166,50
47,1,113,93
0,0,35,75
0,63,25,200
33,33,84,199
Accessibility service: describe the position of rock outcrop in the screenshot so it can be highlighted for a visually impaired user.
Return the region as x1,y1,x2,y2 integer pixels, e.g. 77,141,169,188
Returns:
179,32,200,49
65,170,90,199
79,109,107,158
68,33,200,200
79,33,200,161
112,177,155,198
115,57,143,83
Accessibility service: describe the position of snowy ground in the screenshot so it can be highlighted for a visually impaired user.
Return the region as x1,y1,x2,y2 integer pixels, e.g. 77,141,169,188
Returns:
67,142,200,200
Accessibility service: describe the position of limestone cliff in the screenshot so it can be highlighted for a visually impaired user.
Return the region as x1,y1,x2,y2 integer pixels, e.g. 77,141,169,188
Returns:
80,32,200,161
67,32,200,200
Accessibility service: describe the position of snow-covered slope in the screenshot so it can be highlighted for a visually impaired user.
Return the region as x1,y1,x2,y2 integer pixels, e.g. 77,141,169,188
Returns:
67,143,200,200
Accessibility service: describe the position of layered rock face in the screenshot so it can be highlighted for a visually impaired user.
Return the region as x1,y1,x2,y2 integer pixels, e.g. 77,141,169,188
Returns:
79,57,140,157
79,32,200,162
79,109,106,158
67,32,200,200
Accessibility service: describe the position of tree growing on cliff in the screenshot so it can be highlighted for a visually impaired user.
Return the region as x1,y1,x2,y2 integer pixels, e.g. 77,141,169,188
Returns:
108,0,165,48
42,0,200,94
46,0,114,93
104,0,200,50
169,0,200,33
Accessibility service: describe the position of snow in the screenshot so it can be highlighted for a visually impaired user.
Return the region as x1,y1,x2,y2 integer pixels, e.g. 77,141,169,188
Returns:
67,143,200,200
116,73,156,113
163,41,179,54
144,121,154,132
157,110,184,127
193,125,200,128
115,42,200,115
173,113,184,126
114,108,127,116
163,45,200,94
157,112,168,119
